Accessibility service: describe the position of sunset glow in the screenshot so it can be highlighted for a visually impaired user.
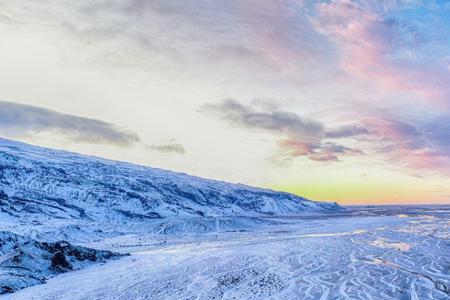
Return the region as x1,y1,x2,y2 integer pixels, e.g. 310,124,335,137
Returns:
1,0,450,205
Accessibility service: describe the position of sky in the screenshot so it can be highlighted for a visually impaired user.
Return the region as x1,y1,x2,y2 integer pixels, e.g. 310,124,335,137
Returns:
1,0,450,205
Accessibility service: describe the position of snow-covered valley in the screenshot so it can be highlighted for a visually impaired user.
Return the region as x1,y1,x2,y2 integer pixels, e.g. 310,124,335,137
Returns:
0,138,449,299
3,206,450,300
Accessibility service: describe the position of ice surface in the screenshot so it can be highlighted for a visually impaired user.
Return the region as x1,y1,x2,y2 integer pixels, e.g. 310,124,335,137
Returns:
4,206,450,300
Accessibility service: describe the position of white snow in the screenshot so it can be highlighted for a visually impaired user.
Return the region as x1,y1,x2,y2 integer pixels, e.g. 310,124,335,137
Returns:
2,206,449,300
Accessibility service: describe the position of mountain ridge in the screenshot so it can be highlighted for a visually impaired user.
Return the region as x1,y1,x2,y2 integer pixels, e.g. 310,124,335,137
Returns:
0,137,327,199
0,137,342,226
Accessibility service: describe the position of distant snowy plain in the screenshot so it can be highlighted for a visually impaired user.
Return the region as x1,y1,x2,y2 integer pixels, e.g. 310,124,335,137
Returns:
4,206,450,300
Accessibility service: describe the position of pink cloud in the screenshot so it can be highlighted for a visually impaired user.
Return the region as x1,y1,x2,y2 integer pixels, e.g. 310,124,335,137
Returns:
313,0,450,105
202,98,365,162
389,148,450,175
277,139,363,162
361,116,450,175
362,117,420,146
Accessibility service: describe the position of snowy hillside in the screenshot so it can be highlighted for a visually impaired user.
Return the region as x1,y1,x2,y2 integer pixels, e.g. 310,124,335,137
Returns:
0,137,341,227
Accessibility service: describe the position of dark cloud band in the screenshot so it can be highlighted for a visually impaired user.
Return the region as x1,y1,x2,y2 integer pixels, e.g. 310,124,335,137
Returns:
0,101,140,146
0,101,185,154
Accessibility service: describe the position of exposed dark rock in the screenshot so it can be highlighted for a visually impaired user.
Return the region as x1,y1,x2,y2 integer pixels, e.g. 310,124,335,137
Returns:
1,285,14,294
0,231,126,294
51,251,72,272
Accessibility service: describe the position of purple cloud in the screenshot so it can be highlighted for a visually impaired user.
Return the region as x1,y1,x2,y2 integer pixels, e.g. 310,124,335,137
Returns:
201,98,365,162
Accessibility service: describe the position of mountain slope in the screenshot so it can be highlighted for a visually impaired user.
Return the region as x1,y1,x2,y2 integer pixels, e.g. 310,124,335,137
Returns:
0,137,341,226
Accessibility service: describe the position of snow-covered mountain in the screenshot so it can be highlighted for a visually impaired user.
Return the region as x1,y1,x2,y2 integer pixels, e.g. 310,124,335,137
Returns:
0,137,341,226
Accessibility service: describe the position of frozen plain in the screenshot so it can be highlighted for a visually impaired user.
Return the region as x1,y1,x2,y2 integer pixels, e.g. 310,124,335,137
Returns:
5,205,450,300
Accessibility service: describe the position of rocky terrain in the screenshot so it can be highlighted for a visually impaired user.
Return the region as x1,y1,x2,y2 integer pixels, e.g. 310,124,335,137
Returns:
0,231,124,294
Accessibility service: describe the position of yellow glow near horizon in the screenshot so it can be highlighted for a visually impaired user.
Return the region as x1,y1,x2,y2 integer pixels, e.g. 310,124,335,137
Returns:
275,180,450,205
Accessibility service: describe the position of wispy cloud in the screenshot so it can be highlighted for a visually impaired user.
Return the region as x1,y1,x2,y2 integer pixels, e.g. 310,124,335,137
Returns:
277,139,363,162
147,142,186,154
312,0,450,106
325,125,369,139
362,115,450,175
0,0,331,82
201,98,365,162
0,101,185,154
